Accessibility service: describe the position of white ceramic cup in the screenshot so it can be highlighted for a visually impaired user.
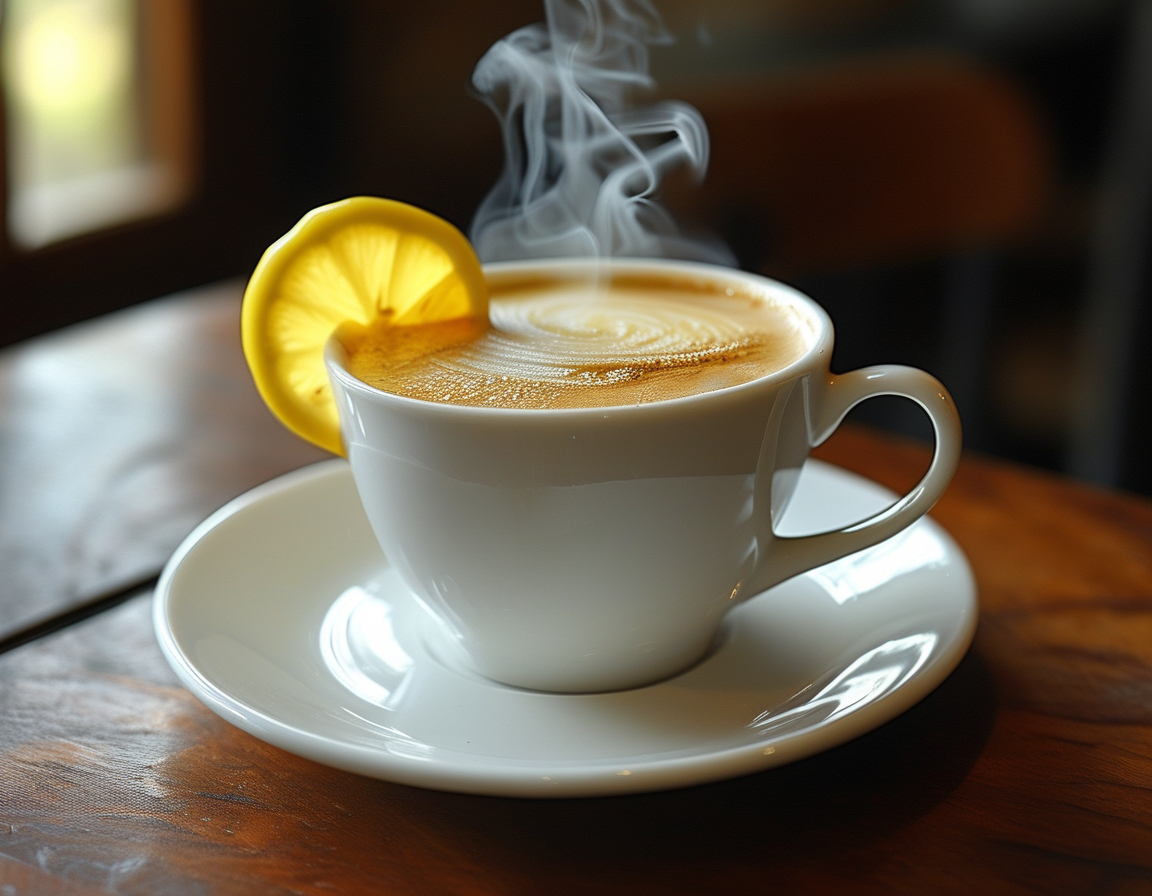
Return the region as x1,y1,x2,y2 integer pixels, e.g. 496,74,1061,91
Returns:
326,258,961,693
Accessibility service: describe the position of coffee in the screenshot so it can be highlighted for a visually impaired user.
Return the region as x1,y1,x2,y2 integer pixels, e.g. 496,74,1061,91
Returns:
339,272,811,409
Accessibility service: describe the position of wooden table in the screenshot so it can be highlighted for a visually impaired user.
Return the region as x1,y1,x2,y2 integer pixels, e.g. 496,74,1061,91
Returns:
2,283,1150,894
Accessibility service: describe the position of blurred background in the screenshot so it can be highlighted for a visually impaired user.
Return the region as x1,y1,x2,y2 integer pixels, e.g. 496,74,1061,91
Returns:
0,0,1148,495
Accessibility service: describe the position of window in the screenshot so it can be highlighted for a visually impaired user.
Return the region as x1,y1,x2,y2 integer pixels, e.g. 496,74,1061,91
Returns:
2,0,195,247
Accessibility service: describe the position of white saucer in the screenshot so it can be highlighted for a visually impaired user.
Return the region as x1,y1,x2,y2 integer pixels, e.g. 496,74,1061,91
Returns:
153,459,977,798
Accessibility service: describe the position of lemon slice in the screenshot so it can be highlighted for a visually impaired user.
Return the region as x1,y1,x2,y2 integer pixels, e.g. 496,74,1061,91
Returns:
241,197,488,455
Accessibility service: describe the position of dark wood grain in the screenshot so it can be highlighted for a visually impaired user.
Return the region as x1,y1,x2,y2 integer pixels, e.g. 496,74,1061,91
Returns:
1,286,1151,893
1,417,1150,892
0,590,994,896
0,282,326,642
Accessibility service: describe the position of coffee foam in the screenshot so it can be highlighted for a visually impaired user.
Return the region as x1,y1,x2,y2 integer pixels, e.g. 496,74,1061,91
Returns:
341,277,811,409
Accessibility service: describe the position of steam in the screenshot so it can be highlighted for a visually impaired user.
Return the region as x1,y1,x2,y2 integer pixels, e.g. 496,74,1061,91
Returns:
470,0,732,264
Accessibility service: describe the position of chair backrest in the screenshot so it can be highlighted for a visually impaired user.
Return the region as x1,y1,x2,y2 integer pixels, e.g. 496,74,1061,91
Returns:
675,54,1052,276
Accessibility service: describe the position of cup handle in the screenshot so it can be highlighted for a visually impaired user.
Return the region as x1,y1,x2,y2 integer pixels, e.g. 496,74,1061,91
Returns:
746,365,962,594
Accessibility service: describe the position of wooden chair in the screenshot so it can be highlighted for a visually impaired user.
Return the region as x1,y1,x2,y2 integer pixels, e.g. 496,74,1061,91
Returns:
684,53,1050,274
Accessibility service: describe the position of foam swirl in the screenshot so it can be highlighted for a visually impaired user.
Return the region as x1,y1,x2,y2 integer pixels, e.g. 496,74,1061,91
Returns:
454,290,765,385
343,281,809,409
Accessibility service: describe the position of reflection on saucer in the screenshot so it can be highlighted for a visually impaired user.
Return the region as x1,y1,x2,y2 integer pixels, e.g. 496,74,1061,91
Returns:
320,584,414,711
808,526,950,604
750,633,938,736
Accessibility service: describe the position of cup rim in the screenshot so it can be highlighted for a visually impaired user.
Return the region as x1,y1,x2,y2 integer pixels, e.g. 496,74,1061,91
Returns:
325,257,834,417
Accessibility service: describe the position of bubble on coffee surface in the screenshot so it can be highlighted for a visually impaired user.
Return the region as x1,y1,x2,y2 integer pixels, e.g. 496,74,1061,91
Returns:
342,281,808,409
